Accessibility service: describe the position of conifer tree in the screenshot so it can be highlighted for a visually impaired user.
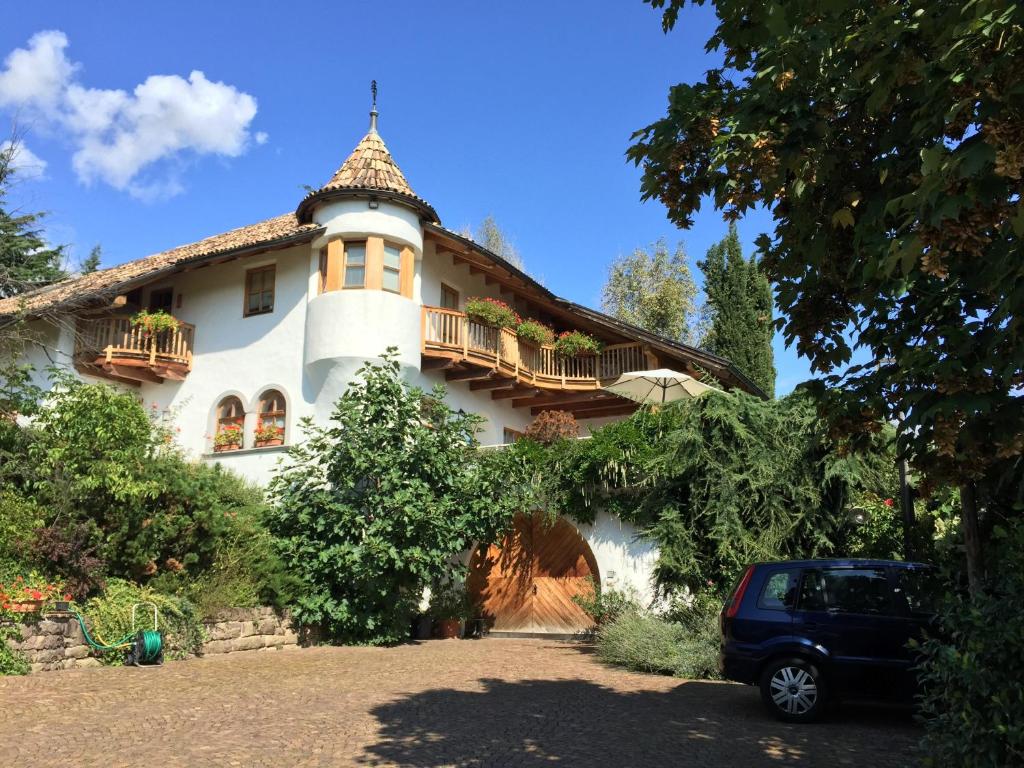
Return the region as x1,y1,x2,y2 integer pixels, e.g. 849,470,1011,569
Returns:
699,224,775,396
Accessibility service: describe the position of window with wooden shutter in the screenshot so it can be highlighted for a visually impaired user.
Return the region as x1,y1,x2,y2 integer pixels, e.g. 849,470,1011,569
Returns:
244,265,275,316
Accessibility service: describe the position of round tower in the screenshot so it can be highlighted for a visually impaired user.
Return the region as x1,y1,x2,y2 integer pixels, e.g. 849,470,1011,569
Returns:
297,99,439,419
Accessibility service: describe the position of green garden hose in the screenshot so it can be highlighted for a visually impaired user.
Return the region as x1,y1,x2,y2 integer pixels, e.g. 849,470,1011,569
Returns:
73,612,164,664
73,612,134,651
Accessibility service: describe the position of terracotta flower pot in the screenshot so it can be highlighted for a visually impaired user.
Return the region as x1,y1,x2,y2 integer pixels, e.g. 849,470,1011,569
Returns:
436,619,462,639
255,438,283,448
214,443,240,453
9,599,44,613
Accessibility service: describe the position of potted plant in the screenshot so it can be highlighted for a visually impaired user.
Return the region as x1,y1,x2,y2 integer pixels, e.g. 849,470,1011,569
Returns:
254,422,284,448
214,424,243,452
130,309,180,336
429,582,471,639
464,297,520,329
516,319,555,346
0,577,66,615
554,329,603,358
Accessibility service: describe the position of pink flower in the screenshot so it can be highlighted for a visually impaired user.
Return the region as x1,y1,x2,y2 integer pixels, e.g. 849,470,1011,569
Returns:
884,498,894,507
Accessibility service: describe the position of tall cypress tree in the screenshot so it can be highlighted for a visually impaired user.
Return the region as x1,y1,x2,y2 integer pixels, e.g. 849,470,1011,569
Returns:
699,224,776,397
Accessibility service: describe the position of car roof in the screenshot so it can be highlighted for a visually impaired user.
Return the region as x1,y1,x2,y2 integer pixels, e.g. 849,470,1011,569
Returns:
750,558,932,569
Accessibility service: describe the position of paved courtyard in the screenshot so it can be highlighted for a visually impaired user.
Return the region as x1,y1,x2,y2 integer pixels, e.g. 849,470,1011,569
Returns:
0,639,919,767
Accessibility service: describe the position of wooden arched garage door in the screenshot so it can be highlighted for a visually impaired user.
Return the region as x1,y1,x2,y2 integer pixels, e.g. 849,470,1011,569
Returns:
467,513,598,634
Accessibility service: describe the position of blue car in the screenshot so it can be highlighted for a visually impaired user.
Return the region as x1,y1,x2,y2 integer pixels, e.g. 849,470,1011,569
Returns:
718,559,936,722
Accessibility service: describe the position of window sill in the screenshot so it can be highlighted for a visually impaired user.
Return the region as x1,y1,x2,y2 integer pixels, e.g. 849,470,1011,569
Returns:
201,444,289,459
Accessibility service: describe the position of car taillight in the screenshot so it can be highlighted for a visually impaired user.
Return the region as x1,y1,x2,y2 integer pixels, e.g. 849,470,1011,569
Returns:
724,565,755,619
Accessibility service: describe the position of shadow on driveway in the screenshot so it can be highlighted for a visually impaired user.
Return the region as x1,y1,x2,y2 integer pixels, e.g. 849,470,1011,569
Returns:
360,676,919,767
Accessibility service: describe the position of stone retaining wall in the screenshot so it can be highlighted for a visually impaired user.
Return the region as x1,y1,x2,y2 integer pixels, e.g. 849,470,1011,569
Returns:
4,606,297,673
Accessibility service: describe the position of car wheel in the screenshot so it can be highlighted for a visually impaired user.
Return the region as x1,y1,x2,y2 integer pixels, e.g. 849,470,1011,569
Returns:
759,657,826,723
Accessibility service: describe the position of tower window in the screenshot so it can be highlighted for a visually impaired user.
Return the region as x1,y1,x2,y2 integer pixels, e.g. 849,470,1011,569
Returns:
344,243,366,288
383,244,401,293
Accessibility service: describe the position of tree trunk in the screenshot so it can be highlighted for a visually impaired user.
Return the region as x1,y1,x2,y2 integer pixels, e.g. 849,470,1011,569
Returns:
960,482,983,597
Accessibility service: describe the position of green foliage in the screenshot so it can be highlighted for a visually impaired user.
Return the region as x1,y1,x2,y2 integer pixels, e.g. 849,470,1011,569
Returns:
0,626,30,675
601,238,698,343
428,581,472,621
130,309,180,335
595,601,719,680
572,578,642,627
553,330,602,358
80,244,101,274
515,319,555,346
916,522,1024,767
505,391,896,592
474,215,525,272
83,578,205,663
699,224,775,397
464,297,520,329
630,0,1024,579
0,139,66,298
0,489,42,579
268,349,525,645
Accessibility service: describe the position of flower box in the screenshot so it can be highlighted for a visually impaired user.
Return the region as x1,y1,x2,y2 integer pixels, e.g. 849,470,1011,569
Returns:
254,438,283,448
214,443,241,453
7,599,44,614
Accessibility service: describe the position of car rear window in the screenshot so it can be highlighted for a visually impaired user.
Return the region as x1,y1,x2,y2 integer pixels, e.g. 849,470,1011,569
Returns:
758,570,797,610
798,568,895,615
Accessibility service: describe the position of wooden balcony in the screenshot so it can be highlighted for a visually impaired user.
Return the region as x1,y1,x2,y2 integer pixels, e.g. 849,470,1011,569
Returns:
422,306,650,418
75,316,195,384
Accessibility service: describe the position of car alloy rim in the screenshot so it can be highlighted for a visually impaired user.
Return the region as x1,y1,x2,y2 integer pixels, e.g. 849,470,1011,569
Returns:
770,666,818,715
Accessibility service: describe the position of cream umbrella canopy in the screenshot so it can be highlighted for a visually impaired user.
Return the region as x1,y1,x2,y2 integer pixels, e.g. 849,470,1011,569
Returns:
603,368,720,405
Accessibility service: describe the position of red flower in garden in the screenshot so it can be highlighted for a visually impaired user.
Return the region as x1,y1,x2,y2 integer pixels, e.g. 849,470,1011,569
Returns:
31,590,42,600
883,498,894,507
64,593,73,601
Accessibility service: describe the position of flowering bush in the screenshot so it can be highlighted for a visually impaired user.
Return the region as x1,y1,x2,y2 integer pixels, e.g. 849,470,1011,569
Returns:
214,424,243,449
554,329,603,358
131,309,180,335
524,410,579,444
254,422,284,444
464,297,520,329
0,575,69,616
516,319,555,346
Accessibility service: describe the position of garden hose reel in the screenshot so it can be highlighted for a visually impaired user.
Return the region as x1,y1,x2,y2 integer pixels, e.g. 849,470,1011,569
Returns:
124,602,164,667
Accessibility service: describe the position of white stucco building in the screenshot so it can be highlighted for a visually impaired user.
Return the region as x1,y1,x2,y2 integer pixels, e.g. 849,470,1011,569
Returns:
1,105,763,634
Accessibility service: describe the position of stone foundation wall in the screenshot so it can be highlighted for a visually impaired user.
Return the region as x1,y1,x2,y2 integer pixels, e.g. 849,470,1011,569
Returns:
4,606,297,673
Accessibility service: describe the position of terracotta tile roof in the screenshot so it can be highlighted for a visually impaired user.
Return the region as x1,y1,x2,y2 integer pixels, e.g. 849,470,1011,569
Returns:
0,213,320,317
295,128,438,223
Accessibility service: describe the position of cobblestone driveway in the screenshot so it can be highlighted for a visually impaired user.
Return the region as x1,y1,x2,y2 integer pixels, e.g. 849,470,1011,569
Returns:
0,639,918,767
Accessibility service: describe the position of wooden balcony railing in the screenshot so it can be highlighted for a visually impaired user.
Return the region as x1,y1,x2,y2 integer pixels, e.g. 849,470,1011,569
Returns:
422,306,648,390
76,316,195,381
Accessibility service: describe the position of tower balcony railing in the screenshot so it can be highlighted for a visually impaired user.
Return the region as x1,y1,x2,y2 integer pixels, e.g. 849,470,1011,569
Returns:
421,306,647,391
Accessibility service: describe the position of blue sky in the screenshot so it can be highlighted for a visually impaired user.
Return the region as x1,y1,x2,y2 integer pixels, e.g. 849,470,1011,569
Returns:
1,1,814,394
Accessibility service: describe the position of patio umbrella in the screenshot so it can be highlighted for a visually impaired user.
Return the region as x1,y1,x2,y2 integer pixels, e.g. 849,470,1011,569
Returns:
603,368,720,405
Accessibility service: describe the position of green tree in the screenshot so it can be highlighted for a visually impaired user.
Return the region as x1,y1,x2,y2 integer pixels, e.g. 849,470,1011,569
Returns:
80,245,101,274
475,215,525,271
699,224,776,396
268,349,524,644
601,238,698,343
0,139,66,298
629,0,1024,594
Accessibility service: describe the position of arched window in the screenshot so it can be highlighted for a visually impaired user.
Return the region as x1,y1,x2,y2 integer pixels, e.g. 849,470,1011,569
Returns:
214,396,245,451
256,389,286,446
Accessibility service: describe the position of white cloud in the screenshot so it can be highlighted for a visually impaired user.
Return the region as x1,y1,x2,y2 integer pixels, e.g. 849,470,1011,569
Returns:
0,30,262,199
1,139,48,180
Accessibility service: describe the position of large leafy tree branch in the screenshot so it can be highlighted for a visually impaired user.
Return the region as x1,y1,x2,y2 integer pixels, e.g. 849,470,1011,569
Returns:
630,0,1023,592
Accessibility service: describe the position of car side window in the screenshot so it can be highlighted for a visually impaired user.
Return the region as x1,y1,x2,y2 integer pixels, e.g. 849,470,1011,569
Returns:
758,570,797,610
822,568,894,615
797,570,828,611
894,568,939,617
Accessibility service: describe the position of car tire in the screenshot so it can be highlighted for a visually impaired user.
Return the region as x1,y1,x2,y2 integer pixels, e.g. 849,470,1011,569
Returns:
759,657,826,723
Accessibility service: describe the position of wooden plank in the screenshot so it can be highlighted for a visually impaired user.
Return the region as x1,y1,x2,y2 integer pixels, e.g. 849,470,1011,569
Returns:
515,391,615,409
365,236,384,290
421,356,457,371
492,386,540,400
324,239,343,292
469,377,516,391
399,246,415,298
445,367,495,382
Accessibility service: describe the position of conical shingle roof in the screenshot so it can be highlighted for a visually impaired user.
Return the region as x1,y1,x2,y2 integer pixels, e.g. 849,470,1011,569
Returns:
296,119,438,223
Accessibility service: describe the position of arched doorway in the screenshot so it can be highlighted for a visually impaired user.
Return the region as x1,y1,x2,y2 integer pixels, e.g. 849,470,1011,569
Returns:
467,513,599,634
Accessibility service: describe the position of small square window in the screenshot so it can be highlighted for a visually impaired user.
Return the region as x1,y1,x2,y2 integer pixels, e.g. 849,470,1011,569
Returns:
440,283,459,310
244,265,275,316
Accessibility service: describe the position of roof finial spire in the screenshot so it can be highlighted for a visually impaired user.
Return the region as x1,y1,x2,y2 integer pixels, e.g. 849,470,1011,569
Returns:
369,80,379,133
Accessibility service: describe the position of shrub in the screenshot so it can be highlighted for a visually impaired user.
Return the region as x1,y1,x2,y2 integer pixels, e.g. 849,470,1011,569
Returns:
0,489,42,579
524,410,579,444
916,523,1024,767
464,297,520,329
429,581,472,620
596,609,720,680
516,319,555,346
572,578,641,627
553,330,603,358
83,578,205,663
0,626,29,676
30,523,105,599
130,309,180,335
269,350,525,644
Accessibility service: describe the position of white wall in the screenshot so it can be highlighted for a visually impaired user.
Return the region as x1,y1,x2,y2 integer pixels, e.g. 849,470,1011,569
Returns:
576,510,658,606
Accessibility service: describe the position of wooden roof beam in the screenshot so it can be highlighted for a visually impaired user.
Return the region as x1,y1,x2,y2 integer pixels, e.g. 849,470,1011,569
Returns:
469,377,517,391
445,367,496,383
